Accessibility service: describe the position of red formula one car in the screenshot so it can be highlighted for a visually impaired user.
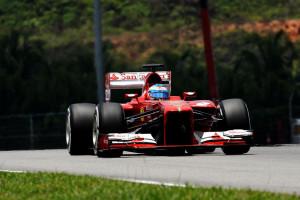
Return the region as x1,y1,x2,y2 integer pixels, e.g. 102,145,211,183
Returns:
66,64,253,157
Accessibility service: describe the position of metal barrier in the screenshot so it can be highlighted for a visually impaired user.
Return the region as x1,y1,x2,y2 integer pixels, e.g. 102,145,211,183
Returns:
0,113,66,150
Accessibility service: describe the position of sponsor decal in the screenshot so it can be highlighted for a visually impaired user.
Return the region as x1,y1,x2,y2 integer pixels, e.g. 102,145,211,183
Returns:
110,73,119,80
223,129,253,137
122,74,137,80
108,133,156,144
109,72,171,81
140,107,145,122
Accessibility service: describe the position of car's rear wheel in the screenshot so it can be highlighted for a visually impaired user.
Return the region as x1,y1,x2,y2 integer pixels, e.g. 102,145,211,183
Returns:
66,103,95,155
219,99,251,155
93,102,125,157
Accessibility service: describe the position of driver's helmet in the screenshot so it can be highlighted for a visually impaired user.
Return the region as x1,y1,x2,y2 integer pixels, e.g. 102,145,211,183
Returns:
148,84,170,100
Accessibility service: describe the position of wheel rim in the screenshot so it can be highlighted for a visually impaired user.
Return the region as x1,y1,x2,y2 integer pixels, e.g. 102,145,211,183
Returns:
92,120,98,150
66,108,71,152
93,107,99,152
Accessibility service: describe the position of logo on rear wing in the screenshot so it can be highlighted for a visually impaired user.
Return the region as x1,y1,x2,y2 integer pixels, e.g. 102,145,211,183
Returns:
105,71,171,90
108,71,170,81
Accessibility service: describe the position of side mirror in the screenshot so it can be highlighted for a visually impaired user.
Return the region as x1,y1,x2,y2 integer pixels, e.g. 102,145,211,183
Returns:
183,91,196,101
124,93,139,99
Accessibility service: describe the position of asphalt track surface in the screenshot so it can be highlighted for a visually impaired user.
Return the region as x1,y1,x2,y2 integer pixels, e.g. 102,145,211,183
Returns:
1,146,300,195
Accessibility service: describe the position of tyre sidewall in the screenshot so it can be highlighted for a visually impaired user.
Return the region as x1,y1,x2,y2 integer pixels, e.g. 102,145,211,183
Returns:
98,102,126,133
67,103,95,155
220,98,251,130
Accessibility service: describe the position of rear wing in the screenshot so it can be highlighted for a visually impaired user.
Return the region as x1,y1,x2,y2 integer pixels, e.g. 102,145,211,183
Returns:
105,71,171,101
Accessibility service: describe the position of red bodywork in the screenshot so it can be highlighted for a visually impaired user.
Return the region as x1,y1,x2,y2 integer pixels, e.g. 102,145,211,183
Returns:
97,71,252,152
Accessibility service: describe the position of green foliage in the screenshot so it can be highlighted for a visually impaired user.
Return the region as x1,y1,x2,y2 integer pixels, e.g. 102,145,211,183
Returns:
146,45,208,97
0,29,127,114
0,0,92,32
234,31,296,107
224,31,297,143
0,172,299,200
101,0,195,33
211,0,300,23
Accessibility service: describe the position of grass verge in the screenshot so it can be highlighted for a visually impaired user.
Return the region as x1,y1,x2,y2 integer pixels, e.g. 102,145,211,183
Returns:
0,172,299,200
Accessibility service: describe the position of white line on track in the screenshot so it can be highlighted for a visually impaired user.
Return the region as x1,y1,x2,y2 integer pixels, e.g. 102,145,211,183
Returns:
117,178,187,187
0,169,26,173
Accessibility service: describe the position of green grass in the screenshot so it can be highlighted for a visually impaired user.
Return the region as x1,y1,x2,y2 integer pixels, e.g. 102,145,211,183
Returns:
0,172,299,200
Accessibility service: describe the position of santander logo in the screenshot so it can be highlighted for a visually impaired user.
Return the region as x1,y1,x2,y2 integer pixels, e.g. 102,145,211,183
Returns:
110,73,120,80
109,72,171,81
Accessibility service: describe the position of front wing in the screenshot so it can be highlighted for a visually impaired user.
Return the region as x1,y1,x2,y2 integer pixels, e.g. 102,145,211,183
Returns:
97,129,253,151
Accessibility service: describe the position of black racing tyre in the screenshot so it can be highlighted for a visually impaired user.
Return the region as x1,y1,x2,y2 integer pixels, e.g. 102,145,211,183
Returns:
98,102,126,133
93,103,126,158
222,145,250,155
66,103,95,155
219,99,251,155
219,98,251,130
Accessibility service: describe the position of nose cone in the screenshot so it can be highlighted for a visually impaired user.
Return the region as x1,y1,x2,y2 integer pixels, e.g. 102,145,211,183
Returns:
159,101,192,112
162,101,194,145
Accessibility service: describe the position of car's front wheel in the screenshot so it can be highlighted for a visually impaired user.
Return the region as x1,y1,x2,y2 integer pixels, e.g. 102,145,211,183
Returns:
219,99,251,155
93,102,126,157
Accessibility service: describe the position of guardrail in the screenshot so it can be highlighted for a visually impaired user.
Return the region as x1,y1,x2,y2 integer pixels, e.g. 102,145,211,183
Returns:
0,113,66,150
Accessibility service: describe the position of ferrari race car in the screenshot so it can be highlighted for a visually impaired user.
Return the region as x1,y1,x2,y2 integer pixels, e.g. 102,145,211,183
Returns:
66,64,253,157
